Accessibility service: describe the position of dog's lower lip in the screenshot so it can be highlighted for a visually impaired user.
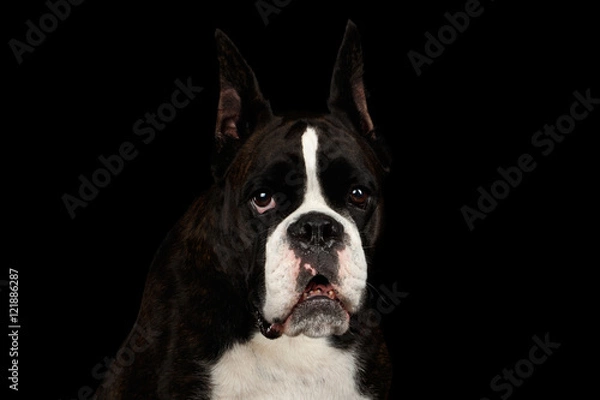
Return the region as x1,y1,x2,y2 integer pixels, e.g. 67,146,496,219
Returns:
255,308,284,339
258,276,350,339
301,286,338,302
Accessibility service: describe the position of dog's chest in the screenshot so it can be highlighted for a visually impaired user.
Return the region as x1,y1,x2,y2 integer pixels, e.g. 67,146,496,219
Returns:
209,333,369,400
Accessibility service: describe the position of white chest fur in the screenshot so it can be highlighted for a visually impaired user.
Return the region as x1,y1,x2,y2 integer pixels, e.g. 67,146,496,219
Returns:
210,333,369,399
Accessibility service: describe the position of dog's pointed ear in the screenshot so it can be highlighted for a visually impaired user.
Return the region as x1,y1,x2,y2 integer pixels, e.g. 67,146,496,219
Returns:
327,21,374,138
328,21,390,171
213,29,273,178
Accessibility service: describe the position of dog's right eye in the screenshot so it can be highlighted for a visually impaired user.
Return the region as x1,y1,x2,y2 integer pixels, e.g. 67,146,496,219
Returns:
348,186,371,209
251,190,276,214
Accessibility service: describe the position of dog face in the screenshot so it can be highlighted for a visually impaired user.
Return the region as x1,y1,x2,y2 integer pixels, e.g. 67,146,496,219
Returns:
213,22,389,340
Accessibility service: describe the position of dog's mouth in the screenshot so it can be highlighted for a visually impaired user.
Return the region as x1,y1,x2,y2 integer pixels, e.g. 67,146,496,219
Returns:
257,275,350,339
299,274,340,303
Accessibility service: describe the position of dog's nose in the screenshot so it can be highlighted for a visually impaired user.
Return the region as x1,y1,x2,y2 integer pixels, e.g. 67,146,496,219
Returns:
288,212,344,250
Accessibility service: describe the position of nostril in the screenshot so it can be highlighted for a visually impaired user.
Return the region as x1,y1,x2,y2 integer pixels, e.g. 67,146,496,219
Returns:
300,222,314,243
321,220,338,240
287,220,312,244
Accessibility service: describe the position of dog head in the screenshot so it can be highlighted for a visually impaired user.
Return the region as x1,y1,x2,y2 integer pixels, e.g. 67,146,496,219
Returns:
212,21,390,339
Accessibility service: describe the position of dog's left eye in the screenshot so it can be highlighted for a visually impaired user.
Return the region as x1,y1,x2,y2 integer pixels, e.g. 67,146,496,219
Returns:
348,186,370,209
251,190,276,214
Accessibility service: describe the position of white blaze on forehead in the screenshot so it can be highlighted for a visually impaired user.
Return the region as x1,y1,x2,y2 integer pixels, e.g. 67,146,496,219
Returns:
262,126,368,323
301,127,323,203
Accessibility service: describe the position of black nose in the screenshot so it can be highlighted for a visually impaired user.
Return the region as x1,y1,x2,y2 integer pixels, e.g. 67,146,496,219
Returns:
287,212,344,250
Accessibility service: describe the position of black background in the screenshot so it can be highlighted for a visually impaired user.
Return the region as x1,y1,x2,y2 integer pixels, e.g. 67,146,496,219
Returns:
3,0,598,399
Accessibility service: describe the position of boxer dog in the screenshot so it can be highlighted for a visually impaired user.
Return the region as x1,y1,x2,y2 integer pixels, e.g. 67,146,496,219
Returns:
95,20,392,399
